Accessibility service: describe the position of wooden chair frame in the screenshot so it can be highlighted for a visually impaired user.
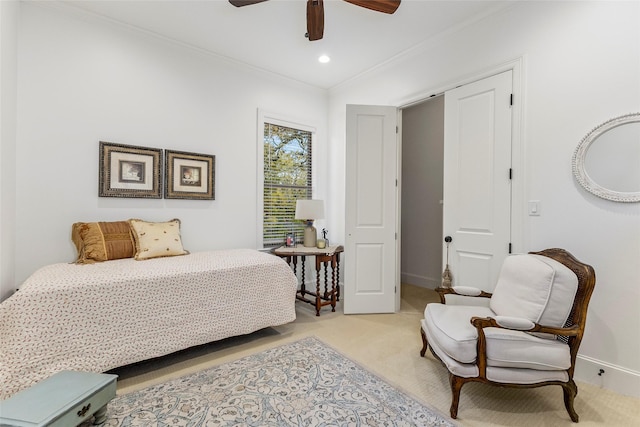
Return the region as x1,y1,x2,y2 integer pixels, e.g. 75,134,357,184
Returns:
420,248,596,422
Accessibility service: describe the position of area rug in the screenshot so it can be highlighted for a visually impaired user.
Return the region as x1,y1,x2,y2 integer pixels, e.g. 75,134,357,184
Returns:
99,336,456,426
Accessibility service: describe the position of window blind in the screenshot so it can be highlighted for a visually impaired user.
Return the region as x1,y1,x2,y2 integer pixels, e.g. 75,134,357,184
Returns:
263,123,312,247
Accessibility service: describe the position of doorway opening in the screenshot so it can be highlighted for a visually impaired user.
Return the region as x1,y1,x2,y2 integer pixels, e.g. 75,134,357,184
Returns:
400,95,444,290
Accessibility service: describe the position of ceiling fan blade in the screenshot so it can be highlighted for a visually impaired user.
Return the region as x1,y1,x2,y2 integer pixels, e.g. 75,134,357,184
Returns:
343,0,400,14
306,0,324,41
229,0,269,7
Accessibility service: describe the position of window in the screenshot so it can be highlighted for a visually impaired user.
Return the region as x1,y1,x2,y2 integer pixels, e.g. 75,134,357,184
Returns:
262,121,313,248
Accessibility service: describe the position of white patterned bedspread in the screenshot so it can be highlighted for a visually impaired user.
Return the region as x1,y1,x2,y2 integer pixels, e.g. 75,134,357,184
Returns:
0,249,297,399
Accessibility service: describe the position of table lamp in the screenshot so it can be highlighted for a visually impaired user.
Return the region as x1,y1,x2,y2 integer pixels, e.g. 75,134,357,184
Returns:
295,199,324,247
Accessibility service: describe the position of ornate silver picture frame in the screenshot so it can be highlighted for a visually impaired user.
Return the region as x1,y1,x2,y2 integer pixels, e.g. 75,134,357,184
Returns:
165,150,215,200
99,141,163,198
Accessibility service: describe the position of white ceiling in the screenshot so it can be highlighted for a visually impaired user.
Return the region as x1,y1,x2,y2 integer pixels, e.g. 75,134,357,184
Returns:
58,0,513,89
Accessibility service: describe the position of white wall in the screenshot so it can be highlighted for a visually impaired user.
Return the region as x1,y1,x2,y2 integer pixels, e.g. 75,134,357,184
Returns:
9,2,327,288
0,0,19,301
5,0,639,397
328,1,640,396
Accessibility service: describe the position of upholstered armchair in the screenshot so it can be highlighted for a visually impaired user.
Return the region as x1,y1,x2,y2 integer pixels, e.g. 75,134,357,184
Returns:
420,248,596,422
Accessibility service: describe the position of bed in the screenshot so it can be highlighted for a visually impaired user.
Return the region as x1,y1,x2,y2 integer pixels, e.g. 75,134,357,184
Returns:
0,249,298,399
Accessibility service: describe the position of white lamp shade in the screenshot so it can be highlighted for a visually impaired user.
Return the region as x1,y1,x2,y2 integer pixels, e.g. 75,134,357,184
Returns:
295,199,325,220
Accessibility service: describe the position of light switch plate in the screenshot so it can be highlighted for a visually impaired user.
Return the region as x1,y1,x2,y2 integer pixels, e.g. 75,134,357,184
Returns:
528,200,541,216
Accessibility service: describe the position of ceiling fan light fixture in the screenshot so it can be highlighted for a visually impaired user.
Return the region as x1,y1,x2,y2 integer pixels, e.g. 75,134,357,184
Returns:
318,55,331,63
230,0,400,41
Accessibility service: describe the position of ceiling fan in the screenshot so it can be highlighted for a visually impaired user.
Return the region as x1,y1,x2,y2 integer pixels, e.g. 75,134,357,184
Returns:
229,0,401,41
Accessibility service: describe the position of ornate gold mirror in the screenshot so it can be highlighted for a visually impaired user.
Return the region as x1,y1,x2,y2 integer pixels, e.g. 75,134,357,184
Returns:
572,113,640,203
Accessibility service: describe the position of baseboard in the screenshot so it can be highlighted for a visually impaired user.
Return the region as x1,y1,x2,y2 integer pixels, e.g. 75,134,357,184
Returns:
574,354,640,398
400,272,440,289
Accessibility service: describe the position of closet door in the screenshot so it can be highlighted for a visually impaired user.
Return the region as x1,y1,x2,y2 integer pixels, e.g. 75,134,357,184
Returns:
443,70,513,292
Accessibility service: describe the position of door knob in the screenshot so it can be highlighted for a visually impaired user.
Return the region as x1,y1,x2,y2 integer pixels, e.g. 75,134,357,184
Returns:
444,236,452,243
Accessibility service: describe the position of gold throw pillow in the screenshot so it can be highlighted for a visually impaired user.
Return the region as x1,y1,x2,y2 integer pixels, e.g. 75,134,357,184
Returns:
71,221,135,264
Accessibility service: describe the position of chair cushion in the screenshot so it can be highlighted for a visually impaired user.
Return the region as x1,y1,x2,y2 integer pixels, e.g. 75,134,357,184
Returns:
484,328,571,370
531,255,579,328
421,319,570,382
424,303,572,370
490,254,578,328
424,304,495,364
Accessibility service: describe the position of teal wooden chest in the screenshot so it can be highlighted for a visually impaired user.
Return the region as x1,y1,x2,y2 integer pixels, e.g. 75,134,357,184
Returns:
0,371,117,426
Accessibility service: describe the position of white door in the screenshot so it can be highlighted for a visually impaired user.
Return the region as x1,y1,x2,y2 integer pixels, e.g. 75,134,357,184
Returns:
443,70,513,292
344,105,399,314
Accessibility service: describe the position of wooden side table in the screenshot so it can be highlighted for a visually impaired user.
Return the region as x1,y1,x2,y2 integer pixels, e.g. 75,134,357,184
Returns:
0,371,117,426
274,244,343,316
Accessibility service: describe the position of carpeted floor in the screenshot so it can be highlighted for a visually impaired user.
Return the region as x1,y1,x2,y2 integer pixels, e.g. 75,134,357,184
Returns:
107,284,640,426
100,336,455,426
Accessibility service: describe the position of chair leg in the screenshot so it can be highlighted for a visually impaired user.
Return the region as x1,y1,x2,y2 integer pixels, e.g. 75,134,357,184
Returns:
420,327,428,357
449,374,465,419
562,380,579,422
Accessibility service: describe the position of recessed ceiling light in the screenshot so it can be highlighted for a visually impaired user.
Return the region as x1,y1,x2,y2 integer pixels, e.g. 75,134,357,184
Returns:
318,55,330,63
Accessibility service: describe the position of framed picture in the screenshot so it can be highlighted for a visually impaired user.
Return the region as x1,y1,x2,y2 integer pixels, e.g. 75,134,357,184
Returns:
99,141,163,198
165,150,215,200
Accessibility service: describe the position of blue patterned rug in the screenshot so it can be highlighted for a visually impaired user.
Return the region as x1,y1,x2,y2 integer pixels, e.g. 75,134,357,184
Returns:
99,336,456,426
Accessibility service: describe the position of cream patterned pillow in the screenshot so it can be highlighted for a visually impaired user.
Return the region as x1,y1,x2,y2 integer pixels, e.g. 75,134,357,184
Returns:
129,218,189,260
